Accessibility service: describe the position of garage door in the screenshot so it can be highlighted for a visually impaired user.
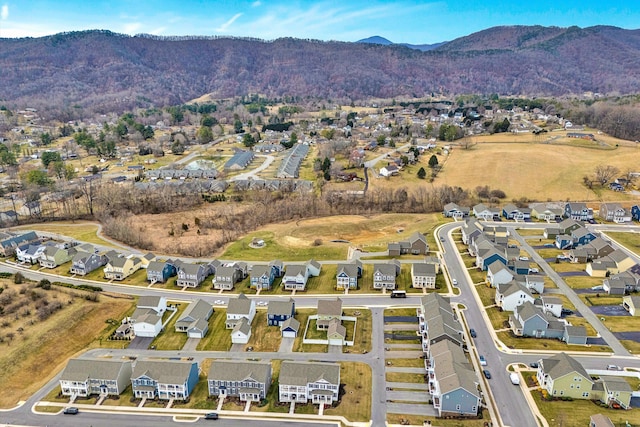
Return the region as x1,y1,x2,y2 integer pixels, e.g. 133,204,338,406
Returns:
328,338,343,346
188,331,203,339
282,330,296,338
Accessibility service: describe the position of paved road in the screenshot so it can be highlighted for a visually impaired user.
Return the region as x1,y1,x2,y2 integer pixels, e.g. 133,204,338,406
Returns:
363,143,410,168
510,228,630,356
229,155,275,181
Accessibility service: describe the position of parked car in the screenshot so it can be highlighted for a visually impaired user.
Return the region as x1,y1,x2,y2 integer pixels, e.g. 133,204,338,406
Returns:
479,355,487,366
63,407,79,415
469,329,477,338
204,413,219,420
483,370,492,379
519,256,529,261
607,365,622,371
561,308,574,316
529,362,539,369
440,237,445,242
510,373,520,385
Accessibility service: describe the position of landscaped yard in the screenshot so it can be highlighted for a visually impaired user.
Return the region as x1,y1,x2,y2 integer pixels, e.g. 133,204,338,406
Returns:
149,302,189,350
531,388,640,427
605,232,640,256
196,310,231,351
324,362,372,422
486,306,510,330
564,276,603,289
497,331,610,352
385,371,425,383
245,310,282,352
475,283,495,307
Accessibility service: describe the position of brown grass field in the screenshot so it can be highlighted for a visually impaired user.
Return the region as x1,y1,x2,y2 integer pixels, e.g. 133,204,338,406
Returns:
0,280,134,408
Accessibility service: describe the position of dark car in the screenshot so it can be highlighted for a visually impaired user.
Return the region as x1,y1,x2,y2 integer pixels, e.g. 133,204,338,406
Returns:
204,413,219,420
529,362,539,369
561,308,574,316
469,329,477,338
63,407,79,415
483,370,492,379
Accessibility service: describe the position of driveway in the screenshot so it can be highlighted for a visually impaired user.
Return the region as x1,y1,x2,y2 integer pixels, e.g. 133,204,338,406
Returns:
182,337,200,351
328,344,342,354
590,305,630,316
558,271,588,277
613,332,640,341
278,337,294,353
386,402,437,416
384,316,418,323
128,337,153,350
230,343,245,352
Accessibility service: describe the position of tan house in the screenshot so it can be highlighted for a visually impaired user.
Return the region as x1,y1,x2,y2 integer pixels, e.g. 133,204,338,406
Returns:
623,295,640,316
317,298,343,330
104,255,143,280
536,353,594,400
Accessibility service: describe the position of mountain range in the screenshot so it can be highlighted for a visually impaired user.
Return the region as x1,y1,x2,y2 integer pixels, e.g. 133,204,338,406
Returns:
1,25,639,114
356,35,445,51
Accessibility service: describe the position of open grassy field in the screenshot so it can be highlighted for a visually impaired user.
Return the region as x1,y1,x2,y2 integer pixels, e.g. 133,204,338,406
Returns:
437,140,640,201
245,310,282,352
12,222,118,248
531,388,640,427
0,279,134,408
497,331,610,352
149,302,189,350
324,362,372,422
196,309,231,351
605,232,640,256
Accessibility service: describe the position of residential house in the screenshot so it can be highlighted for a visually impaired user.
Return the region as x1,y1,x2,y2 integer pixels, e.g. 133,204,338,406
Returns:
307,259,322,277
131,360,199,401
0,210,17,224
536,353,594,400
443,203,470,219
632,205,640,222
486,260,514,287
282,264,311,291
544,218,582,239
224,150,255,171
388,232,429,256
327,318,347,346
530,204,563,221
476,247,507,271
564,202,594,221
587,250,636,277
461,218,483,245
599,203,631,223
495,281,535,312
104,255,143,280
0,231,39,257
15,243,46,264
379,164,399,177
537,296,563,318
411,262,437,289
130,296,167,338
231,317,252,344
70,250,107,276
59,358,132,398
146,259,179,283
418,294,464,354
523,274,546,294
250,264,276,290
473,203,500,220
555,235,574,250
317,298,343,330
39,245,75,268
508,259,531,275
427,340,481,417
278,361,341,405
208,360,272,402
176,262,214,288
593,376,632,409
563,325,588,345
336,262,361,290
226,293,256,329
589,414,614,427
372,262,400,290
267,298,295,327
213,265,243,290
569,237,614,263
19,200,41,217
571,227,597,247
623,295,640,316
509,302,565,340
174,299,213,338
502,204,531,220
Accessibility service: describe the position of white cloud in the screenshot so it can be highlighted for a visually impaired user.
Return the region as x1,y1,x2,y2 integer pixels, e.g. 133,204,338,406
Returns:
215,13,242,33
1,4,9,21
149,26,167,36
122,22,142,34
251,1,262,7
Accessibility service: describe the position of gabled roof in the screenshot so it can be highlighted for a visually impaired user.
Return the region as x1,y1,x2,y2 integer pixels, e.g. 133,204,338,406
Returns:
430,340,479,397
267,298,294,316
515,301,547,323
138,295,164,308
227,293,253,316
232,317,251,335
497,281,533,299
540,352,591,382
132,360,196,384
208,360,271,383
336,263,359,277
284,264,308,277
318,298,343,317
373,263,396,276
279,361,340,386
177,299,212,323
327,318,346,338
282,317,300,332
61,358,130,382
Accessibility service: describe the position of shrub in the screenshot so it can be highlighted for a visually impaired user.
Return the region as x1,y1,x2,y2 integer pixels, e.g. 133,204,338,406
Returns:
38,279,51,290
13,272,24,284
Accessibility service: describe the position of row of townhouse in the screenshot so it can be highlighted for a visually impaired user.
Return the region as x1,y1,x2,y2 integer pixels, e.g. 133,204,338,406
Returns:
418,293,482,417
60,358,340,406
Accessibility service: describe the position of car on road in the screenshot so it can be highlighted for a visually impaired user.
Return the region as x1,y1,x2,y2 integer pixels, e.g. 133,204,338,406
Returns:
561,308,574,316
214,299,225,305
452,279,458,285
256,301,268,306
63,407,79,415
510,373,520,385
204,412,219,420
607,365,622,371
469,329,477,338
483,370,492,379
519,256,529,261
479,355,487,366
440,237,445,242
529,362,539,369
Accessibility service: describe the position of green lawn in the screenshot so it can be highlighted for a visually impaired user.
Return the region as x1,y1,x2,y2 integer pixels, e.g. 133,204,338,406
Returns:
150,303,189,350
385,372,426,383
221,232,348,261
344,308,372,354
324,362,371,422
474,283,495,307
385,308,419,317
245,311,282,352
549,262,586,273
13,223,118,248
497,331,610,352
385,358,424,367
196,310,231,351
606,232,640,256
531,388,640,427
564,276,604,289
600,316,640,333
486,306,510,330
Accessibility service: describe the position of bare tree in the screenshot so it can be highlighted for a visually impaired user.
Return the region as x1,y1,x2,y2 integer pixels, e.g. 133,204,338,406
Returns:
594,165,619,185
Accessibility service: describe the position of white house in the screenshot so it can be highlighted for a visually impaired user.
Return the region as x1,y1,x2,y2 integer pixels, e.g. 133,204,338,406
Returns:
226,294,256,329
132,312,162,337
487,261,514,287
495,281,535,312
137,296,167,315
524,274,546,295
380,164,399,177
279,361,340,405
282,264,310,291
539,296,563,318
231,317,251,344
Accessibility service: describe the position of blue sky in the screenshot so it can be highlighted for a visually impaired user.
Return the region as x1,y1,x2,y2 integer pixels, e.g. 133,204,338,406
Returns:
0,1,638,43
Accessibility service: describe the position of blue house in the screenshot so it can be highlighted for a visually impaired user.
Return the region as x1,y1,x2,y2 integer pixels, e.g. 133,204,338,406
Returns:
250,264,276,290
476,248,507,271
270,260,284,277
131,360,199,401
564,202,593,221
147,260,178,283
267,298,295,326
632,205,640,222
508,260,530,275
555,235,573,250
571,228,597,247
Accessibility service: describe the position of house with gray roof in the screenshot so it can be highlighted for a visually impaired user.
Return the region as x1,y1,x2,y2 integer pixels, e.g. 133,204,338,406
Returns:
213,265,243,290
427,340,481,417
495,281,534,312
70,250,107,276
473,203,501,220
208,360,272,402
267,298,295,327
278,361,340,405
224,150,255,171
411,262,437,289
175,299,213,338
176,262,214,288
282,264,310,291
281,317,301,338
146,259,179,283
486,260,514,287
336,261,361,290
623,295,640,316
131,360,199,401
509,302,566,340
276,144,309,178
226,293,256,329
317,298,343,330
15,243,47,264
39,245,75,268
372,262,399,290
231,317,252,344
104,255,143,280
419,294,464,354
536,353,593,399
250,264,276,290
0,231,39,257
59,358,132,398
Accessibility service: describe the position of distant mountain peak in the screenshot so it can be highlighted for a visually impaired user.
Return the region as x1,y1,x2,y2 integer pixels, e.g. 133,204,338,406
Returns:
357,36,393,45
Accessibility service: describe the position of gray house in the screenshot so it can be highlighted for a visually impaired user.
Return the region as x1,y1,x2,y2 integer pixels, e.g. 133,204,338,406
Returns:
373,262,400,290
509,302,564,339
174,299,213,338
208,360,272,402
177,262,213,288
278,361,341,405
59,358,132,397
213,265,243,291
69,251,107,276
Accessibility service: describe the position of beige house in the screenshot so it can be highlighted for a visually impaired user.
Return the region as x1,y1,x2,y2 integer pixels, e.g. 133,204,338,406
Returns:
104,255,143,280
316,298,343,330
623,295,640,316
536,353,594,400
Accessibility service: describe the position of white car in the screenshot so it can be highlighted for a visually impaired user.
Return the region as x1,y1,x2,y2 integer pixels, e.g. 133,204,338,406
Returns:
452,279,458,285
256,301,268,306
214,299,225,305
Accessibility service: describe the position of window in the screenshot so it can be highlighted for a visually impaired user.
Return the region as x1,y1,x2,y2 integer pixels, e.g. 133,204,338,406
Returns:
456,404,461,410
